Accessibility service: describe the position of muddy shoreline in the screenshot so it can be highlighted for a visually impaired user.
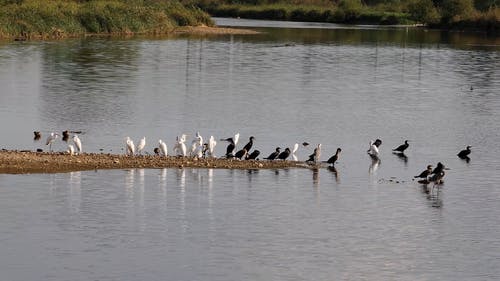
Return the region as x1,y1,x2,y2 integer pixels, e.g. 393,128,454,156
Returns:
0,150,306,174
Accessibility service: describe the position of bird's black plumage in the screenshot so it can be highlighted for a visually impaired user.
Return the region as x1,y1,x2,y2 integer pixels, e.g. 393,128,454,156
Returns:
327,148,342,164
431,162,445,175
393,140,409,153
234,148,247,160
33,131,41,141
457,146,471,159
246,150,260,160
62,130,70,142
414,165,433,178
221,138,235,157
277,148,291,160
374,139,382,147
306,148,317,162
264,147,280,160
243,136,255,152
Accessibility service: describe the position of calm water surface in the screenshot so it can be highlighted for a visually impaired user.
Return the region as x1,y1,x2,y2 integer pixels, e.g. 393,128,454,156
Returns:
0,18,499,280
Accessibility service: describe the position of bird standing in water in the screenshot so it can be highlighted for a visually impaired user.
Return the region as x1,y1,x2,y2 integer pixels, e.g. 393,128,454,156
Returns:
327,148,342,165
414,165,433,179
457,146,471,159
393,140,409,153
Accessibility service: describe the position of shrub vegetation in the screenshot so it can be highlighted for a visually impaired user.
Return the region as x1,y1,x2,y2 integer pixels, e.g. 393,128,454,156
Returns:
0,0,213,39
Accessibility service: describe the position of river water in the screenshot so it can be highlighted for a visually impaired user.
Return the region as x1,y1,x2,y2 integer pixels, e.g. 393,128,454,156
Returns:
0,18,499,280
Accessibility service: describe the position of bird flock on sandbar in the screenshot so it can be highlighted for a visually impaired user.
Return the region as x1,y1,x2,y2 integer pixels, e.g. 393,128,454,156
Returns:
32,130,472,188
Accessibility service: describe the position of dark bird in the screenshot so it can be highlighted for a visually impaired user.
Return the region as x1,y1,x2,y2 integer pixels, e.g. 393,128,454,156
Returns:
264,147,280,160
431,162,445,175
327,148,342,165
242,136,255,152
414,165,433,179
277,147,291,160
457,146,471,159
420,170,446,185
302,142,310,147
33,131,41,141
62,130,70,142
393,140,409,153
153,147,160,155
246,150,260,160
234,148,248,160
374,139,382,147
221,137,236,158
306,148,317,162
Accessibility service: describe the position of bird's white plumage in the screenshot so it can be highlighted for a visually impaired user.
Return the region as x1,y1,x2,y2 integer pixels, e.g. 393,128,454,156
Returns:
46,132,59,151
72,135,82,154
367,141,379,157
234,133,240,146
314,144,322,163
208,136,217,157
159,140,168,156
137,137,146,154
292,143,299,154
67,144,75,155
126,137,135,155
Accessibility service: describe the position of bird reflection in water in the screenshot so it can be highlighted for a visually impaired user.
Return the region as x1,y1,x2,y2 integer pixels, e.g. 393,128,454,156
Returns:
393,152,408,165
327,166,340,183
312,168,320,186
369,155,380,175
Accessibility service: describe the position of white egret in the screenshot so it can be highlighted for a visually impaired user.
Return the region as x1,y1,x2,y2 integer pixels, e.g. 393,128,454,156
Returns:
46,132,59,152
174,135,187,157
73,135,82,154
292,143,299,161
234,133,240,146
159,140,168,157
314,144,322,163
126,137,135,155
190,132,203,157
208,136,217,158
137,137,146,155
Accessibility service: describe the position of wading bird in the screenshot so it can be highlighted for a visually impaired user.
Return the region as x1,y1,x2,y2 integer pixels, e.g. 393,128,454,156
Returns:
393,140,409,153
414,165,433,179
327,148,342,165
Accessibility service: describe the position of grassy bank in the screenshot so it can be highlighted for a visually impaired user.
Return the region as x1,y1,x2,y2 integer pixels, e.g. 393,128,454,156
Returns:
0,0,214,39
183,0,499,33
204,3,412,25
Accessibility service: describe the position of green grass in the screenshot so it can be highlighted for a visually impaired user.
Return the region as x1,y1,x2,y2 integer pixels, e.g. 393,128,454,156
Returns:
0,0,214,39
